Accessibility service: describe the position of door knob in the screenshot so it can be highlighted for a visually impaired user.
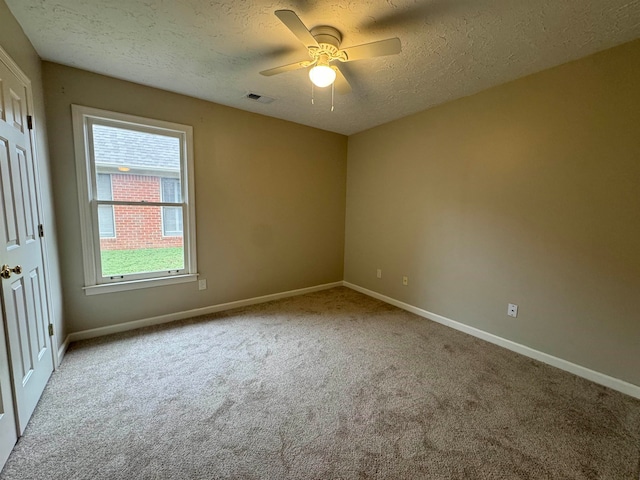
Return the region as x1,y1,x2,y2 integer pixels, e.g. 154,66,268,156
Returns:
0,264,22,279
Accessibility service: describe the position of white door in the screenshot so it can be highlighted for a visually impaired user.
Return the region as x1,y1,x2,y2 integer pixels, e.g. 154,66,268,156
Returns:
0,52,54,437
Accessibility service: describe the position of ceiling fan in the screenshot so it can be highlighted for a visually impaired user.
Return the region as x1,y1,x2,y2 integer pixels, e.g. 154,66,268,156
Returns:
260,10,402,94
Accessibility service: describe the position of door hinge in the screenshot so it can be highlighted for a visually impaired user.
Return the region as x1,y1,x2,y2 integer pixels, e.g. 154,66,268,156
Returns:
48,324,54,337
27,115,33,130
38,224,44,237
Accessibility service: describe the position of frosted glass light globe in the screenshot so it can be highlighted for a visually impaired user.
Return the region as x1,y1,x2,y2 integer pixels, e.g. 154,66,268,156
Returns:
309,65,336,88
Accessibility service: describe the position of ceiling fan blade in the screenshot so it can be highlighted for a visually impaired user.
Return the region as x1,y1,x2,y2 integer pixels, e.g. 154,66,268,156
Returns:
341,37,401,62
260,60,311,77
333,65,352,94
275,10,318,48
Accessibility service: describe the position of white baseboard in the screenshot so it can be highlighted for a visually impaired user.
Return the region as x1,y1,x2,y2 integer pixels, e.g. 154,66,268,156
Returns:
344,282,640,400
65,281,343,344
57,336,71,366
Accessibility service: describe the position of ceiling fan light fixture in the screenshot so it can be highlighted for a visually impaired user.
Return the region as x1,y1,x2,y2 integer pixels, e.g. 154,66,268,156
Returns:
309,59,336,88
262,10,401,95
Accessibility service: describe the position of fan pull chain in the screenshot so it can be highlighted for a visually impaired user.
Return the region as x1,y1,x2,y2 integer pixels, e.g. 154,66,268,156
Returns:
310,82,335,111
331,82,335,112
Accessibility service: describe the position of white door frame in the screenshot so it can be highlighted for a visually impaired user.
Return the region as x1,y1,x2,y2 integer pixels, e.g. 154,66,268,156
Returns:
0,45,58,370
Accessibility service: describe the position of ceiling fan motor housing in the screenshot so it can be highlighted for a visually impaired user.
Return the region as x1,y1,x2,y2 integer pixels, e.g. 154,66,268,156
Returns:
309,26,347,63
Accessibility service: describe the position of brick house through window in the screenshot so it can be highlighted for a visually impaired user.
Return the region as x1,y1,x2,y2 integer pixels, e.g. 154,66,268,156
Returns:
93,125,183,252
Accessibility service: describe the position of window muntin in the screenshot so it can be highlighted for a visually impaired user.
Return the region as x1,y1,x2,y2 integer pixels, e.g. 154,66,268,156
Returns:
72,105,197,294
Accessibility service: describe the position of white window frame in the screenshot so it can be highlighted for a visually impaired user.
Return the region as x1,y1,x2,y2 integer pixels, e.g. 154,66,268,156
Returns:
72,105,198,295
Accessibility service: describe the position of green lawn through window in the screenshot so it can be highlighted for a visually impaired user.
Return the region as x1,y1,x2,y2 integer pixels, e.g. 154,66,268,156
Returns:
101,247,184,276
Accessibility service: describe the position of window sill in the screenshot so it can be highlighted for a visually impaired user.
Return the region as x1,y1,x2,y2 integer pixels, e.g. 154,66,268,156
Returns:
83,273,198,296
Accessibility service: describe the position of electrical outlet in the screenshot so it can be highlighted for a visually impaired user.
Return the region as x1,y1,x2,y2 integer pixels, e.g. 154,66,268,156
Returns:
508,303,518,318
377,269,382,279
198,279,207,290
402,276,408,286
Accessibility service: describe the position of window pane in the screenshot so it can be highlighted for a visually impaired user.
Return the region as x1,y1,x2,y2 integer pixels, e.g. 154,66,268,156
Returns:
162,206,183,236
161,178,183,236
98,205,115,238
99,204,184,277
92,124,181,202
161,177,181,203
97,174,115,237
97,173,113,201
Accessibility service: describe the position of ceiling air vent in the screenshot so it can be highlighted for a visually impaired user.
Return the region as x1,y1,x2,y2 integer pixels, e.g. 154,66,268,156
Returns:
244,92,275,104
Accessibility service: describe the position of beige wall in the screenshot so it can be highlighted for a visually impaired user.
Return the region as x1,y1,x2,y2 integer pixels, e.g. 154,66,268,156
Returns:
345,39,640,386
42,63,347,333
0,1,65,349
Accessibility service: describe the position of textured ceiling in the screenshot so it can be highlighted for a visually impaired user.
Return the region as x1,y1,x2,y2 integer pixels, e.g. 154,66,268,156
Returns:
6,0,640,135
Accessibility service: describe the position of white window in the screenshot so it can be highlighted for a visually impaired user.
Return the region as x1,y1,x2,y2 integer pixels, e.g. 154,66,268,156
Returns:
161,177,183,236
72,105,197,295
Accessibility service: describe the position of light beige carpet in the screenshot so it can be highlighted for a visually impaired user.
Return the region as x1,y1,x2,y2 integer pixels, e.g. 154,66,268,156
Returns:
1,287,638,479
